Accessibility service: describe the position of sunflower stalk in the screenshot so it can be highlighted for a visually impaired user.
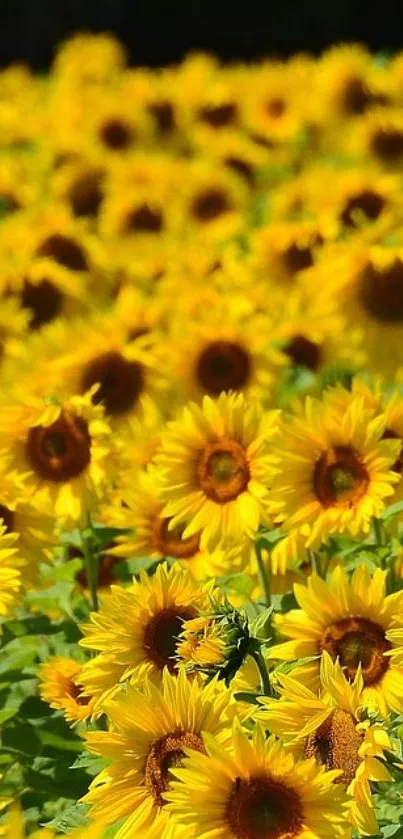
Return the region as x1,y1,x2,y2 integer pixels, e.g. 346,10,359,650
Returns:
81,522,100,612
255,540,271,608
250,647,273,697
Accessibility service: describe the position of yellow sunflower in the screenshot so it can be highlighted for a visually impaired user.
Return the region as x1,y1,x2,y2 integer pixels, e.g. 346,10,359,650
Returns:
36,313,168,426
166,305,286,405
82,670,236,839
79,562,218,689
268,565,403,716
165,721,350,839
0,526,21,626
268,392,400,548
258,652,393,836
154,392,279,551
105,468,247,581
313,243,403,378
38,655,95,725
0,390,116,524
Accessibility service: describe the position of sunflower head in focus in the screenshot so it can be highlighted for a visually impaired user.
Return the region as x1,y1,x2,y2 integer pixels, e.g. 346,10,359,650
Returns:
165,721,350,838
79,562,219,690
258,652,393,835
82,669,236,838
268,391,400,548
155,392,279,551
268,564,403,717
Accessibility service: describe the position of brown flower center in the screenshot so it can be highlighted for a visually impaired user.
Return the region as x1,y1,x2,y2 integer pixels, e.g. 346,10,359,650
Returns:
340,190,385,228
99,118,134,150
371,128,403,163
359,258,403,322
284,335,321,371
81,350,144,415
68,170,104,218
21,279,63,329
225,157,254,185
145,730,205,807
304,708,363,786
313,446,369,507
342,77,372,115
226,775,303,839
143,607,197,672
196,341,251,395
26,411,91,482
266,98,286,118
197,439,250,503
199,102,238,127
67,678,91,706
192,188,231,222
122,204,164,233
320,616,391,685
36,234,88,272
0,504,15,533
282,243,314,276
148,100,176,134
152,517,201,559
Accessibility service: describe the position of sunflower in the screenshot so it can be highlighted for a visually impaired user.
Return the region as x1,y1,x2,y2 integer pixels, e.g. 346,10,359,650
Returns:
313,243,403,378
52,33,126,87
268,391,400,548
82,670,236,839
243,60,310,143
179,160,249,243
314,167,403,241
167,305,286,405
269,287,365,384
351,107,403,168
268,565,403,717
38,656,95,725
258,652,393,835
315,44,388,122
249,220,330,289
79,563,218,689
0,390,116,524
36,313,168,426
105,468,247,581
165,721,350,839
0,526,21,626
154,392,279,551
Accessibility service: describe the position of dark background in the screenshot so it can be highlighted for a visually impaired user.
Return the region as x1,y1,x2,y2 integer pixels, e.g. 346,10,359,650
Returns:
0,0,402,69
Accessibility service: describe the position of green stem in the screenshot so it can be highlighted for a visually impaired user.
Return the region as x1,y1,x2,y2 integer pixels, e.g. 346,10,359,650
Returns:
255,541,271,608
373,517,384,547
82,528,99,612
309,550,321,578
251,649,272,697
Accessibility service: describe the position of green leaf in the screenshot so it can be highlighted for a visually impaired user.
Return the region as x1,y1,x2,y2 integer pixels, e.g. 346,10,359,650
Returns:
382,500,403,521
45,803,90,833
251,607,273,639
215,573,255,598
233,691,261,705
71,752,107,775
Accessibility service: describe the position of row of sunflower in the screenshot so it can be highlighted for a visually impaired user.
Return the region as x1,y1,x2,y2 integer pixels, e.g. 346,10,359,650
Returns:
2,30,403,839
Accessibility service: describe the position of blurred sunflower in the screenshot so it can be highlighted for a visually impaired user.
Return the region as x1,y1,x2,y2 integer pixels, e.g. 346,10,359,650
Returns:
39,655,94,725
0,391,116,523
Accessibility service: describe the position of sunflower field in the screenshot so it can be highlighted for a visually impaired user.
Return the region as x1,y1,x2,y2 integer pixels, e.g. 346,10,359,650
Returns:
4,32,403,839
